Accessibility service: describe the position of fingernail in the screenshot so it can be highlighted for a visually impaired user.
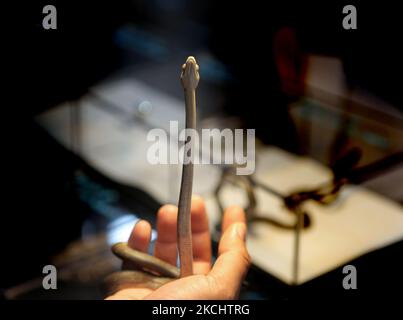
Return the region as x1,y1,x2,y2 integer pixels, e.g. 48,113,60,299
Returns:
234,223,246,241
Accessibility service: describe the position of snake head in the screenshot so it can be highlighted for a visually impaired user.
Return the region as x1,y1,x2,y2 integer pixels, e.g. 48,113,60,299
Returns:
181,56,200,90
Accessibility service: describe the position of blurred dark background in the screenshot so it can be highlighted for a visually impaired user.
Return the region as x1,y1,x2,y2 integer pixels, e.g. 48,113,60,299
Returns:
3,1,403,299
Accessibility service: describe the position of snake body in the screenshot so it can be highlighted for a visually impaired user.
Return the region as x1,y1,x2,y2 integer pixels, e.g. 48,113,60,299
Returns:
177,56,199,277
104,57,199,296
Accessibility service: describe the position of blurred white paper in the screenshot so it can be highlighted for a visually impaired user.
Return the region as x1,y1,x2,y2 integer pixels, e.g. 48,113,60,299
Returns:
205,148,403,284
36,77,220,204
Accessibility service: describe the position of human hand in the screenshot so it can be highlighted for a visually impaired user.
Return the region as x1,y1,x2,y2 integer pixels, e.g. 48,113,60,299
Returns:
106,196,250,300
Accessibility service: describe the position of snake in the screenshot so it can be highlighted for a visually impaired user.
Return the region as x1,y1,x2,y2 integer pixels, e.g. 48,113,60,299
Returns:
104,57,199,296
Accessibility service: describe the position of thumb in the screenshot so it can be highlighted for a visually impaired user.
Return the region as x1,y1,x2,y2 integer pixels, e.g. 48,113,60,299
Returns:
209,221,250,299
